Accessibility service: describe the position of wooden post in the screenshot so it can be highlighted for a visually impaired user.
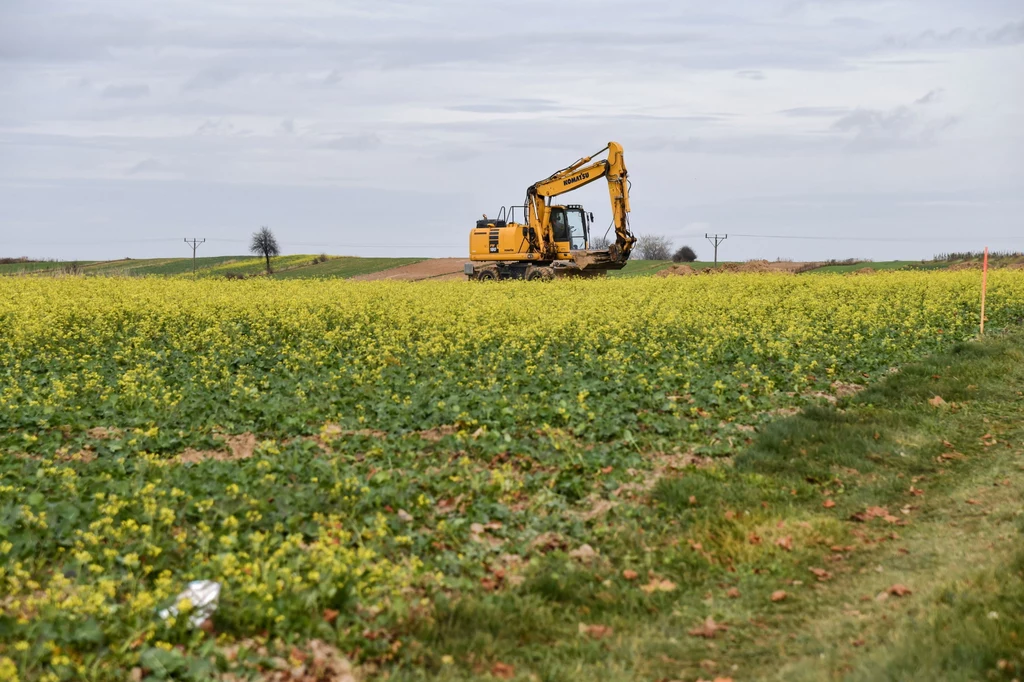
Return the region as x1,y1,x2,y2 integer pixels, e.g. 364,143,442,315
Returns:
980,246,989,335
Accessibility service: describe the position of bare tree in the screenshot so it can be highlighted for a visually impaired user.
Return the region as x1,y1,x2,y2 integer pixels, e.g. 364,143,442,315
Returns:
635,234,672,260
672,245,698,262
590,232,611,250
250,226,280,274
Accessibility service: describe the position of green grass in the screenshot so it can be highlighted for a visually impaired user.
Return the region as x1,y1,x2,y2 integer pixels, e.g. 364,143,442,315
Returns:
805,260,950,274
610,260,719,277
196,254,320,277
382,331,1024,681
78,257,249,277
1,256,417,279
121,256,248,276
0,261,96,275
271,257,424,279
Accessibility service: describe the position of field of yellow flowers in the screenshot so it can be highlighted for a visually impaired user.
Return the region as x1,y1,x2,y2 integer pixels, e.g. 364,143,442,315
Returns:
1,272,1023,681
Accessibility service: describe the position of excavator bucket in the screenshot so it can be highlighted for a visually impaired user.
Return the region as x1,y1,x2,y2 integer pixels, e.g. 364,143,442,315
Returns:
571,248,628,272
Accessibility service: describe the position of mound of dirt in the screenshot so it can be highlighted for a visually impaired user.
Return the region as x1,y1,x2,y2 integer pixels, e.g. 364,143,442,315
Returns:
700,263,741,274
847,267,876,275
738,260,773,273
1006,262,1024,270
702,260,797,274
948,262,981,271
657,264,695,277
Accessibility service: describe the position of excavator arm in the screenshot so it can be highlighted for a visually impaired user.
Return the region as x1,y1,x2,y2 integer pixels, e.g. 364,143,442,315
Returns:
526,142,635,260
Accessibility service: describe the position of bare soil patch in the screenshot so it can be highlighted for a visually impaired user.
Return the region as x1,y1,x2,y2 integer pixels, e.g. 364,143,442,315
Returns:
702,260,810,274
177,433,258,463
351,258,467,282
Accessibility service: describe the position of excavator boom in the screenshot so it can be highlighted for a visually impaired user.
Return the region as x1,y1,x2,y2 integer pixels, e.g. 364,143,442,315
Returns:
527,142,634,262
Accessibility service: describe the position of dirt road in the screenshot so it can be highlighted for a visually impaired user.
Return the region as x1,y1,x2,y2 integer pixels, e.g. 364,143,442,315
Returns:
351,258,467,282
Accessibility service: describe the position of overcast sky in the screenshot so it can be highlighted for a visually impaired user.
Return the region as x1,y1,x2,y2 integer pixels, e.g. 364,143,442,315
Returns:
1,0,1022,262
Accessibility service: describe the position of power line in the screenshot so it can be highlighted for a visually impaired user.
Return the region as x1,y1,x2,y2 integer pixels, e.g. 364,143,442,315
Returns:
6,232,1016,249
673,232,1011,244
6,238,183,247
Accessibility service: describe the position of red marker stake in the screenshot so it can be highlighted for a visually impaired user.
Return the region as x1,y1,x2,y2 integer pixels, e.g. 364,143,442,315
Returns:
980,246,989,335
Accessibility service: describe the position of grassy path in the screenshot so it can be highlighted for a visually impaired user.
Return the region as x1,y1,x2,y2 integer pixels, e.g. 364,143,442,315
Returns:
388,334,1024,681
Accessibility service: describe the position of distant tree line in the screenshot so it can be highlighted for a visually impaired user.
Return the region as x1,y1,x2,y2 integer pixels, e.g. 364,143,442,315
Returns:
633,234,698,262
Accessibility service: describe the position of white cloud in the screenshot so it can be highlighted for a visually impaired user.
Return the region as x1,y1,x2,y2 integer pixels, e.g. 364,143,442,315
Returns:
101,83,150,99
1,0,1022,261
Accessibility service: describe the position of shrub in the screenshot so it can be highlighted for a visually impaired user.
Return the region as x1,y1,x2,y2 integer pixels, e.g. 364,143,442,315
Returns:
672,246,697,263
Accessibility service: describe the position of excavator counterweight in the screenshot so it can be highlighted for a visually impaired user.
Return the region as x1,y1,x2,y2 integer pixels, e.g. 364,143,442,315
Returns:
465,142,636,280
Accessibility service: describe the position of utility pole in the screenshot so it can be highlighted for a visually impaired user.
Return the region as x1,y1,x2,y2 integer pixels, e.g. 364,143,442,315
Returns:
705,233,727,266
184,238,205,275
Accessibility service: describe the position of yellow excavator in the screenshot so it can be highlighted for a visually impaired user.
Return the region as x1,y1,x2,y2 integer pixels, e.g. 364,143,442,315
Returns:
465,142,636,280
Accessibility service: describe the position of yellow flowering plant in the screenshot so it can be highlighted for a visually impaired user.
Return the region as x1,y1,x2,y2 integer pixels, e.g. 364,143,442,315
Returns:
0,272,1022,679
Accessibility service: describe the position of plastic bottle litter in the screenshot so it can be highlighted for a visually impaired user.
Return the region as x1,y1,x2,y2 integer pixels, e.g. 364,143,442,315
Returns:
158,580,221,628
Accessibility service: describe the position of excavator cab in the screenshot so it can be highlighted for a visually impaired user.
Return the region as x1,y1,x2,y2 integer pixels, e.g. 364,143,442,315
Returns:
550,205,590,254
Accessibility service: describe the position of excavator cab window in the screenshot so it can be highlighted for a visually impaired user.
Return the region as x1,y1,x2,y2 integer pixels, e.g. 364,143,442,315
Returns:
566,208,587,250
551,209,568,242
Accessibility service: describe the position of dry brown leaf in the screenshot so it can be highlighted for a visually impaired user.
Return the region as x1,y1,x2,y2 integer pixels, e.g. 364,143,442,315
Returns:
965,499,980,505
928,395,946,407
469,523,504,548
937,451,966,462
529,531,567,553
823,499,836,508
771,590,788,602
888,584,912,597
688,616,728,638
396,509,414,523
775,535,793,551
87,426,122,439
622,569,639,581
809,567,832,581
641,578,677,593
322,608,339,624
852,505,890,522
576,498,617,521
568,544,598,563
578,623,614,639
491,662,516,679
726,587,741,598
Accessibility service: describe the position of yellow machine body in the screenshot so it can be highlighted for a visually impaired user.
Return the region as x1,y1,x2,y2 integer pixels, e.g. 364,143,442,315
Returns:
466,142,636,280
